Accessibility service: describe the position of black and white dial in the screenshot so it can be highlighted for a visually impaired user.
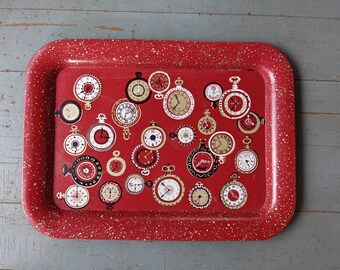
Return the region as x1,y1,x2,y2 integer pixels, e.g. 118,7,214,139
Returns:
63,125,87,156
73,74,102,110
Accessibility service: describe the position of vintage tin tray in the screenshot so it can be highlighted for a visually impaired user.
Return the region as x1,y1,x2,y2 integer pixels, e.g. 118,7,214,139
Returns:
22,40,295,240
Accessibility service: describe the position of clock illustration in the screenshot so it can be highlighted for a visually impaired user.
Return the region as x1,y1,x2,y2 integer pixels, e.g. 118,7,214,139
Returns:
188,182,212,209
163,77,195,120
106,150,126,177
55,100,82,124
87,113,116,152
63,125,87,156
187,140,219,178
73,74,102,110
237,111,263,134
170,125,196,146
235,136,259,174
204,83,223,109
148,71,171,99
152,165,185,206
131,144,160,176
99,181,122,210
220,172,247,210
197,109,217,135
126,72,151,103
208,131,235,164
219,76,251,119
112,98,141,140
62,155,102,187
56,185,90,209
141,120,167,150
125,174,152,195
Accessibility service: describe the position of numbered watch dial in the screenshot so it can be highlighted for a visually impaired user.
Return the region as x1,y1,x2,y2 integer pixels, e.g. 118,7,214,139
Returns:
106,150,126,177
153,173,185,206
141,121,166,150
125,174,145,195
208,131,235,157
204,83,223,108
198,109,216,135
56,185,90,209
56,100,82,124
73,74,102,110
220,181,247,210
188,182,212,209
99,182,122,210
131,144,160,175
63,125,87,156
237,112,261,134
126,72,151,103
235,149,259,174
175,125,196,146
148,71,171,99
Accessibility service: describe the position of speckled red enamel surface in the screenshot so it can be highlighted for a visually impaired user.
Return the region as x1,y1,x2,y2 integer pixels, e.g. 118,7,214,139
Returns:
22,40,295,240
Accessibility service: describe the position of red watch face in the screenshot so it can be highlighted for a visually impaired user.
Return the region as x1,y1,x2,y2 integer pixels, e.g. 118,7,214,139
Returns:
132,145,159,170
94,128,110,144
192,152,214,174
226,95,244,112
228,189,240,201
149,72,170,92
202,120,212,130
75,161,97,182
109,160,123,173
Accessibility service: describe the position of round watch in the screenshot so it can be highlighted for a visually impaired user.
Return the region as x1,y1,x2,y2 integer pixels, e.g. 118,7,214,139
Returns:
148,71,171,99
169,125,196,146
198,109,217,135
208,131,235,164
220,173,247,210
235,136,259,174
125,174,152,195
106,150,126,177
63,125,87,156
126,72,151,103
237,111,262,134
99,181,122,210
204,83,223,109
55,100,82,124
131,144,160,176
73,74,102,110
141,120,167,150
56,185,90,209
188,182,212,209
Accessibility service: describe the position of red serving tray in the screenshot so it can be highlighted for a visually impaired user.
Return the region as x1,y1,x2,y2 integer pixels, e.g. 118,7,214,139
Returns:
22,40,295,240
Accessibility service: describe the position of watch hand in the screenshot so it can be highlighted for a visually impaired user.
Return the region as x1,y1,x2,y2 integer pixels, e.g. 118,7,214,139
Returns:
100,128,103,138
230,190,238,199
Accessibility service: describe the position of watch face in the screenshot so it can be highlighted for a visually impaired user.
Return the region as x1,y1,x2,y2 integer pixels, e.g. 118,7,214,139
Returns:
87,123,116,152
141,123,166,150
219,89,251,119
220,181,247,210
114,101,140,125
235,149,259,174
61,185,90,209
204,83,223,102
176,125,196,146
148,71,170,94
126,78,151,103
57,100,82,124
99,182,122,209
131,144,159,174
153,175,185,206
125,174,145,195
198,110,216,135
188,182,212,209
73,74,102,109
64,133,87,156
163,87,195,120
106,151,126,177
237,112,261,134
208,131,235,157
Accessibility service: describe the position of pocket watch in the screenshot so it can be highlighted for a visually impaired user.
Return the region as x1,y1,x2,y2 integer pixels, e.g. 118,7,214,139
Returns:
169,125,196,146
235,136,259,174
87,113,116,152
131,144,160,176
208,131,235,164
73,74,102,110
99,181,122,210
219,76,251,119
152,165,185,206
204,83,223,109
237,111,263,134
56,185,90,209
163,77,195,120
63,125,87,156
126,72,151,103
55,100,82,124
125,174,152,195
220,172,247,210
106,150,126,177
141,120,167,150
148,71,171,99
111,98,141,140
62,155,102,187
188,182,212,209
187,140,219,178
198,109,217,135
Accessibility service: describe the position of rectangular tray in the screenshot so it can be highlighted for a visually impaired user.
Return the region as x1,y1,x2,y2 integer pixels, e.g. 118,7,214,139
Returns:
23,40,295,240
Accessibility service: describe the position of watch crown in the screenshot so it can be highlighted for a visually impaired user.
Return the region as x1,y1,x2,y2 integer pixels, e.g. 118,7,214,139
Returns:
229,172,240,181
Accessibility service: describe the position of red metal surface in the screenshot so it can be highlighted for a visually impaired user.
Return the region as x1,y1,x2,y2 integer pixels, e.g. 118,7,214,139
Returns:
22,40,295,240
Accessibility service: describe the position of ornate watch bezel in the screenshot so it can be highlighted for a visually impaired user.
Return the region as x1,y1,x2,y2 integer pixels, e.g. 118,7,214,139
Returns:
131,144,160,176
63,125,87,156
99,181,122,210
237,111,262,134
141,120,167,151
188,182,212,209
198,109,217,135
220,173,248,210
56,185,90,209
234,136,259,174
106,150,127,177
148,71,171,99
126,72,151,104
73,74,102,110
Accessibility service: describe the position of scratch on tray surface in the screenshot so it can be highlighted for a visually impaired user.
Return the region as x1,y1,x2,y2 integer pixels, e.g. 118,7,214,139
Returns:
0,23,124,31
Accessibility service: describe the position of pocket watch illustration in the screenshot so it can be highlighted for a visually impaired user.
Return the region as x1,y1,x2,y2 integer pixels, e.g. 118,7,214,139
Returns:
237,111,263,134
111,98,141,140
99,181,122,210
148,71,171,99
198,109,217,135
235,136,259,174
125,174,153,195
62,155,102,187
87,113,116,152
152,165,185,206
56,185,90,209
169,125,196,146
141,120,167,150
163,77,195,120
106,150,126,177
126,72,151,103
204,83,223,109
73,74,102,110
55,100,82,124
131,144,160,176
220,172,247,210
63,125,87,156
219,76,251,119
187,140,219,178
208,131,235,164
188,182,212,209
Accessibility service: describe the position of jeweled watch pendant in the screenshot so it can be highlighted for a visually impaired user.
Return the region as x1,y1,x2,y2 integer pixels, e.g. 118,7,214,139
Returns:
73,74,102,110
163,77,195,120
204,83,223,109
131,144,160,176
208,131,235,164
126,72,151,103
198,109,216,135
219,76,251,119
169,125,196,146
148,71,171,99
125,174,153,195
237,111,263,134
62,155,102,187
141,120,167,151
187,140,219,178
63,125,87,156
188,182,212,209
56,185,90,209
99,181,122,210
235,136,259,174
55,100,82,124
152,165,185,206
87,113,116,152
111,98,141,140
106,150,126,177
220,172,247,210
